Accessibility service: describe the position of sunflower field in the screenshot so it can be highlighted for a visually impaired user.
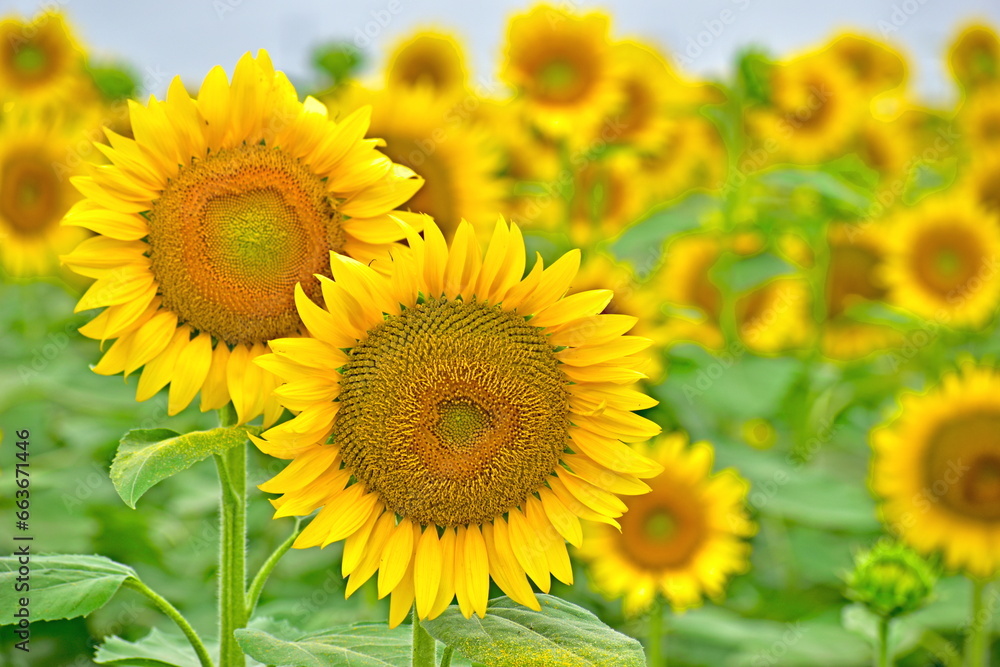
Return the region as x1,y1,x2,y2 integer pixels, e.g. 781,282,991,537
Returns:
2,3,1000,667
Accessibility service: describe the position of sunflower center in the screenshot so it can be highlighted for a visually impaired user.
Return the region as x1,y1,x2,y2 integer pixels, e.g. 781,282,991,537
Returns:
827,242,885,317
619,487,708,570
2,27,62,88
0,149,62,237
14,44,46,74
911,225,983,297
148,144,343,345
925,412,1000,521
530,46,594,105
335,298,569,526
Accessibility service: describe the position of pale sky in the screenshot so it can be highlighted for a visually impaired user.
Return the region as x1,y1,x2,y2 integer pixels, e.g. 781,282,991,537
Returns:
6,0,1000,105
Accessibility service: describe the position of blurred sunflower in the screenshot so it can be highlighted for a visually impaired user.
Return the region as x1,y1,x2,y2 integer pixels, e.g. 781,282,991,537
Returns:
340,84,505,239
657,232,725,349
948,24,1000,93
599,41,678,154
963,152,1000,215
961,87,1000,151
385,30,467,99
60,51,423,423
568,152,651,246
0,12,84,106
643,117,727,200
826,32,907,95
501,4,620,138
736,277,815,354
577,435,754,614
872,363,1000,578
856,116,914,186
0,111,88,277
749,54,863,164
822,223,902,360
254,218,663,627
883,196,1000,328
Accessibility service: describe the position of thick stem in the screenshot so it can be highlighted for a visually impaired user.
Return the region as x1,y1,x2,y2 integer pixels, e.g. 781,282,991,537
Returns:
124,578,214,667
647,598,665,667
411,608,436,667
216,406,248,667
439,645,454,667
877,615,890,667
966,578,990,667
245,520,302,615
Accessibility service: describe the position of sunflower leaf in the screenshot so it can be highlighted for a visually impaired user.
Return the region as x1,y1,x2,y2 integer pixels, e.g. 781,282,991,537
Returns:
111,426,260,508
95,627,207,667
421,594,647,667
0,554,137,624
235,622,413,667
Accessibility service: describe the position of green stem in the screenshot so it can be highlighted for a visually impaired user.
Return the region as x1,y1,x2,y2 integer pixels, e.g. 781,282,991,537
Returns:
216,405,248,667
439,645,454,667
966,578,990,667
124,578,214,667
245,519,302,616
412,608,436,667
647,598,665,667
877,615,890,667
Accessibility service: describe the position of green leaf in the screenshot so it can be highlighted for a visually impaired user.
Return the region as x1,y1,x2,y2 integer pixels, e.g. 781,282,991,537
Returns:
421,595,646,667
312,41,363,87
612,193,721,275
111,425,258,508
235,622,412,667
95,627,205,667
758,168,873,215
0,554,136,624
723,253,796,292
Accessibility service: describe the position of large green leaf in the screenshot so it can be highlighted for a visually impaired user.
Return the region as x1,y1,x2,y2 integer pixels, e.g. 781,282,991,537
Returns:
111,425,258,508
0,554,136,623
612,193,720,273
421,595,646,667
94,627,205,667
235,622,412,667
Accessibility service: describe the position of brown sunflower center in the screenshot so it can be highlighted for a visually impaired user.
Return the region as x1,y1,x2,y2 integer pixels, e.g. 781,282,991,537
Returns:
910,224,984,297
925,412,1000,521
148,144,342,345
1,24,65,89
379,137,457,234
827,241,886,317
0,148,62,237
335,298,569,526
619,485,708,570
976,164,1000,214
527,44,596,105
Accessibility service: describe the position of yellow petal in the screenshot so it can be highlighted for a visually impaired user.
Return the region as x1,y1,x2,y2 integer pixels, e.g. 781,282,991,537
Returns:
345,511,395,598
342,506,383,577
533,290,614,328
200,343,232,412
539,486,585,546
414,526,443,619
258,445,339,494
168,331,213,415
464,524,489,619
482,519,540,611
388,555,416,629
507,508,550,593
378,519,415,599
429,528,457,619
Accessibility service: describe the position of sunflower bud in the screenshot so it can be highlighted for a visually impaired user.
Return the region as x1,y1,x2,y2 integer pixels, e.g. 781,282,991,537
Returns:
846,540,937,618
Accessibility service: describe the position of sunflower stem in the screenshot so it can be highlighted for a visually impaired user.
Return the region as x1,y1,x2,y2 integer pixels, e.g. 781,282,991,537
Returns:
245,518,301,616
966,578,991,667
647,597,665,667
439,645,454,667
216,406,248,667
412,608,436,666
123,578,214,667
876,615,890,667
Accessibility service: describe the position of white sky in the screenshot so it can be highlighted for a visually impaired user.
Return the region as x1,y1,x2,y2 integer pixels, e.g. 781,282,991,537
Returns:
6,0,1000,106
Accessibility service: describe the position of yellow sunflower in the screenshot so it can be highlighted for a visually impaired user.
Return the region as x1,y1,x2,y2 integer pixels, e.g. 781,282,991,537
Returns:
872,363,1000,578
643,117,727,200
963,151,1000,216
748,54,864,164
60,51,423,424
882,196,1000,328
657,232,725,349
385,31,467,99
501,4,621,138
0,11,85,106
253,218,663,628
568,152,652,247
855,116,914,187
948,24,1000,93
0,110,88,277
576,434,754,614
826,32,907,95
736,277,815,354
339,84,505,239
961,86,1000,152
822,223,902,360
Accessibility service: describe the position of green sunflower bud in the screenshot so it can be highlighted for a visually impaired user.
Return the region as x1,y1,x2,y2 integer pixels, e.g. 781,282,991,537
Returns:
846,540,937,619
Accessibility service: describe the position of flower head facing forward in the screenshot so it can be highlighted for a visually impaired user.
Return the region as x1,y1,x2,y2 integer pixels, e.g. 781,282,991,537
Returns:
61,51,423,424
254,217,663,627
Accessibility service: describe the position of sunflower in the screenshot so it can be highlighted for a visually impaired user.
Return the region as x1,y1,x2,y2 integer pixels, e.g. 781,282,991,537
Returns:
60,51,423,424
948,24,1000,93
882,196,1000,328
822,223,902,360
385,31,467,99
643,117,727,200
855,116,914,187
963,152,1000,216
253,218,663,627
0,11,85,106
961,87,1000,152
871,363,1000,578
826,32,907,95
576,434,754,615
747,54,863,164
568,152,651,247
501,4,621,138
657,232,725,349
0,110,88,277
339,84,505,239
737,277,814,354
